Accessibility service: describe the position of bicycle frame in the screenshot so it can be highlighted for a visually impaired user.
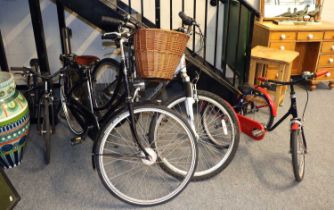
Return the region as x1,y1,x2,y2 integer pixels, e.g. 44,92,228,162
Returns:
60,34,151,158
266,83,299,132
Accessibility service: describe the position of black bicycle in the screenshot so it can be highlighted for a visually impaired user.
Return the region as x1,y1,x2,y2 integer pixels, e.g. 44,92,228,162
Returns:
11,59,61,164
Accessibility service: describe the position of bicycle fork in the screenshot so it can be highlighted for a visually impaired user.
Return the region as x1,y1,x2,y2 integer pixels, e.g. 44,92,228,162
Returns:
119,39,150,159
179,55,198,138
290,119,308,153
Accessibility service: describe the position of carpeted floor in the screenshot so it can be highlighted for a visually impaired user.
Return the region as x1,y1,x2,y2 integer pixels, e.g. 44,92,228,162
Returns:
5,83,334,210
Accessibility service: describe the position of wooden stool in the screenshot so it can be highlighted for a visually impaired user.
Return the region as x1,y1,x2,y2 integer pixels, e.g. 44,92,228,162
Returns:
248,46,299,108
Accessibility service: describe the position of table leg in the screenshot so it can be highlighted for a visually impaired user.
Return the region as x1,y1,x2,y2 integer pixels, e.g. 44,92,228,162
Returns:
248,59,257,86
275,64,286,108
309,80,318,91
329,81,334,89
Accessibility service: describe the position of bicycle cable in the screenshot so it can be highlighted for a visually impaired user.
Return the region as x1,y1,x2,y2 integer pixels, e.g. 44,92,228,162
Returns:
302,88,309,121
194,25,205,54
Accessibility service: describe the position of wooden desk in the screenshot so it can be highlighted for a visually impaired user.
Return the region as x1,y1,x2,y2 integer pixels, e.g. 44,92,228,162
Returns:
253,21,334,90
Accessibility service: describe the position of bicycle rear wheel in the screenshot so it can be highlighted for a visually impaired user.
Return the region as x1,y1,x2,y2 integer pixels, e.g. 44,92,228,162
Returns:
60,84,84,135
95,105,197,206
92,58,123,109
242,88,274,129
291,127,306,182
162,90,240,181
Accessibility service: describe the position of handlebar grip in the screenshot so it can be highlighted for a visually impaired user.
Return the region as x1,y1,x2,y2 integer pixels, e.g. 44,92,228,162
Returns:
101,33,119,40
101,16,124,26
10,67,26,72
257,77,268,82
10,67,36,76
178,12,195,26
315,70,330,78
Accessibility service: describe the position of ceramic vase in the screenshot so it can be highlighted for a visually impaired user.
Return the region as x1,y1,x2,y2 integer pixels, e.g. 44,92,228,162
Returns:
0,72,29,169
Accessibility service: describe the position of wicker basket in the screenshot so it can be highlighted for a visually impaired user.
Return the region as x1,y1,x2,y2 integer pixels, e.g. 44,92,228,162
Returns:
134,28,189,80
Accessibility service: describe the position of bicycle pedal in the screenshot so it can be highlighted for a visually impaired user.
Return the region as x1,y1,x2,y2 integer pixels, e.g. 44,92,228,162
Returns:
252,129,265,137
70,136,85,146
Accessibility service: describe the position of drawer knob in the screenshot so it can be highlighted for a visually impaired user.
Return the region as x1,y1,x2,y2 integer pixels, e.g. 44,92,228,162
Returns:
280,46,285,51
331,45,334,51
280,34,286,40
329,58,334,64
307,34,314,39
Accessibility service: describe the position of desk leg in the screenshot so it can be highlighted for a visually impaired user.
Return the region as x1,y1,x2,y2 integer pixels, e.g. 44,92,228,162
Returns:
329,81,334,89
280,63,292,106
275,64,286,108
310,80,319,91
248,59,257,85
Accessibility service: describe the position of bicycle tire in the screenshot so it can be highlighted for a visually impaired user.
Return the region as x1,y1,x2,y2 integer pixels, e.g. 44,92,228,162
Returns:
41,98,51,164
161,90,240,181
291,128,306,182
92,58,123,110
94,105,197,206
242,88,274,129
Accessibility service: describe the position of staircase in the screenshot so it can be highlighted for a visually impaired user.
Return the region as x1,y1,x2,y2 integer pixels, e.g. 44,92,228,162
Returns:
57,0,260,101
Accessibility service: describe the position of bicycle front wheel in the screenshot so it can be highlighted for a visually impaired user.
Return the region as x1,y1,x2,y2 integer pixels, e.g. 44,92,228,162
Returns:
163,90,240,180
41,98,51,164
95,105,197,206
291,127,306,182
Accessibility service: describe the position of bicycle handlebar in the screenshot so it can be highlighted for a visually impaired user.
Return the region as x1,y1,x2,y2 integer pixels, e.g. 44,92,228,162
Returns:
178,12,196,26
101,16,136,30
11,66,65,80
101,16,124,27
101,15,137,41
257,70,330,86
315,69,330,78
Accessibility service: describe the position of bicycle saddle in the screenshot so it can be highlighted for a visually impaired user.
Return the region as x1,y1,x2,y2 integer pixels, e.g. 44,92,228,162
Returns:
75,55,99,66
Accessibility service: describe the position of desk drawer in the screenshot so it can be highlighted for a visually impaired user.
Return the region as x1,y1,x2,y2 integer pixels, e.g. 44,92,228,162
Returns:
318,55,334,67
297,32,324,41
270,32,296,41
324,31,334,40
315,68,334,81
270,42,295,51
321,42,334,53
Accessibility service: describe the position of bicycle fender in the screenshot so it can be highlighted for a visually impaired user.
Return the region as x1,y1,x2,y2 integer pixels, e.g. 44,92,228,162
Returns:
255,86,277,117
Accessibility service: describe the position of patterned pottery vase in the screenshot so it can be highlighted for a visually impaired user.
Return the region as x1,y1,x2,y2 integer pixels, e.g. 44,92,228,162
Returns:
0,72,29,169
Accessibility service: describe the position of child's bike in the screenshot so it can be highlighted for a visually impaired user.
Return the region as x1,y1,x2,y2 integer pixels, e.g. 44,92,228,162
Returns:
235,70,330,182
